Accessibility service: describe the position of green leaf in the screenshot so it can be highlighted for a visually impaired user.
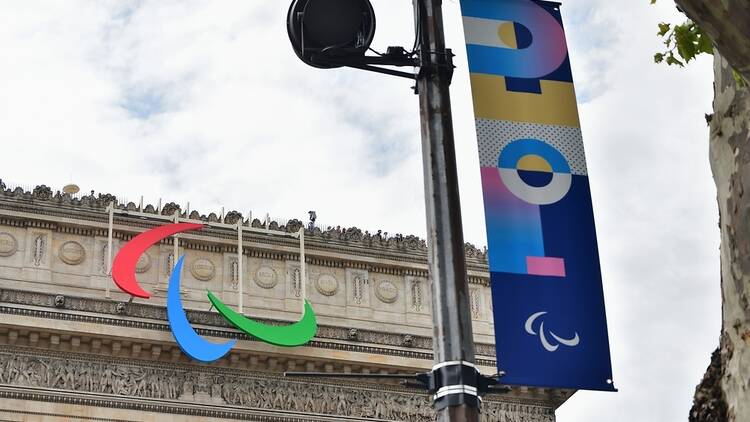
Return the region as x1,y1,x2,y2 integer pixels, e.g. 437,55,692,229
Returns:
697,32,714,55
666,53,684,67
657,23,671,36
654,53,665,63
674,24,698,62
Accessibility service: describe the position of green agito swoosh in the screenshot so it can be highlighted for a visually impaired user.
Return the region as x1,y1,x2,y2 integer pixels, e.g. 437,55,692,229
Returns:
207,290,317,347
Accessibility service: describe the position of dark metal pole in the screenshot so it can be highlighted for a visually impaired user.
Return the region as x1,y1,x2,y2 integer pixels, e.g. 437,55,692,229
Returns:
413,0,480,421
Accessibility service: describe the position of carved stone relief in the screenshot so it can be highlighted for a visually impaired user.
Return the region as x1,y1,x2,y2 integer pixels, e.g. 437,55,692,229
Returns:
97,241,109,274
409,277,426,313
255,265,278,289
287,263,302,298
59,241,86,266
135,252,152,274
346,269,369,306
470,288,482,320
229,258,239,290
32,234,46,267
353,275,366,304
374,280,399,304
165,252,175,275
190,258,216,281
315,274,338,296
0,232,17,257
0,349,554,422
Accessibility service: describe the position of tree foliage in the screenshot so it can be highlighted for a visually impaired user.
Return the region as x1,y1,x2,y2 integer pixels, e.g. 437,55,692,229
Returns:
651,0,745,86
651,0,713,66
653,20,713,66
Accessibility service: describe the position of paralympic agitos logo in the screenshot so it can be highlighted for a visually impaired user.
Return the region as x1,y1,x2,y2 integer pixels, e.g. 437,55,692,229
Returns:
112,223,317,363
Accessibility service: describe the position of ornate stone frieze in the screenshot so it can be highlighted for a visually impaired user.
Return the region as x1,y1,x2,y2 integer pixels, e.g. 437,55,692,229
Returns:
0,347,553,422
190,258,216,281
0,232,17,257
374,280,399,304
58,241,85,265
315,274,338,296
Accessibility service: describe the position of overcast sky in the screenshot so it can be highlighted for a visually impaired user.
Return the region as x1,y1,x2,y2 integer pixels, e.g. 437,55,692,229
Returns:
0,1,719,421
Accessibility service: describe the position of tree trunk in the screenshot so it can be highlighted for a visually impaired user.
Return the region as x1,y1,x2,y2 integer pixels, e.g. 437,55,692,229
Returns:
673,0,750,82
693,52,750,422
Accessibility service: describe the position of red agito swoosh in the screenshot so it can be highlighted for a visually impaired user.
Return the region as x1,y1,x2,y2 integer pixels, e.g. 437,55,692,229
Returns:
112,222,203,298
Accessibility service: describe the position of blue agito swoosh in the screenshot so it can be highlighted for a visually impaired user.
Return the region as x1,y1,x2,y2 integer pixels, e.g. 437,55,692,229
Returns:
167,255,236,363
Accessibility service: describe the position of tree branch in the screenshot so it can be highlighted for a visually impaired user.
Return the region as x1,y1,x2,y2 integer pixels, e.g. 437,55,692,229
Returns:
673,0,750,81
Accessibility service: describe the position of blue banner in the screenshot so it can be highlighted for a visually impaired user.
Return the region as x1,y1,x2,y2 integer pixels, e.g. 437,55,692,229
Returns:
459,0,615,391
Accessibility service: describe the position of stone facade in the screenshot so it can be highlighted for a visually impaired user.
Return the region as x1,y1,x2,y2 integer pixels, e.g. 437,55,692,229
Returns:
0,183,571,421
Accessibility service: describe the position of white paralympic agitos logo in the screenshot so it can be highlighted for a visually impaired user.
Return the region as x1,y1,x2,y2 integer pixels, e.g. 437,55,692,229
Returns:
524,311,580,352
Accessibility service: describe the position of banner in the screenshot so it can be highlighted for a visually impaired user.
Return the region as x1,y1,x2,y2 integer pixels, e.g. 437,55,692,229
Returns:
459,0,615,391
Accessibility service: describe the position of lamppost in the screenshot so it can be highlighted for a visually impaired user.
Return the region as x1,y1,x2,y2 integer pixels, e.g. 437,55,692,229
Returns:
285,1,503,419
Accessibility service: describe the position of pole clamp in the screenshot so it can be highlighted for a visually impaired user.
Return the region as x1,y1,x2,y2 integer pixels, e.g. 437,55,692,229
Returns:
417,48,455,84
427,361,480,410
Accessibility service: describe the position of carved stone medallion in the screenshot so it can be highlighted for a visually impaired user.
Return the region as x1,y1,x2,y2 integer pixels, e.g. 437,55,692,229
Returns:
315,274,338,296
59,241,85,265
135,252,152,274
375,280,399,303
190,258,216,281
0,233,17,257
254,265,278,289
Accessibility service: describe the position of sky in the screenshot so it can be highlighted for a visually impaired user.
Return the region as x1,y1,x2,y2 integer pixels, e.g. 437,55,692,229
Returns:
0,1,720,421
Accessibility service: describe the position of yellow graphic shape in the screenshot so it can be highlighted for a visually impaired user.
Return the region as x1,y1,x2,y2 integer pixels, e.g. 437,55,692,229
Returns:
517,155,552,173
498,22,517,49
470,74,581,128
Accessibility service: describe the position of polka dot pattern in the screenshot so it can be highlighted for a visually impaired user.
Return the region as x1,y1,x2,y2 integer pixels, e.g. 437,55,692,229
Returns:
476,118,588,175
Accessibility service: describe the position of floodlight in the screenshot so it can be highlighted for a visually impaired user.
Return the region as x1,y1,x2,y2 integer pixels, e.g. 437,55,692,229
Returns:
287,0,376,69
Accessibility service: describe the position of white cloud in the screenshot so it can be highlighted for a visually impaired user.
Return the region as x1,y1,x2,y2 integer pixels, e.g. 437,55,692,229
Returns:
0,1,720,421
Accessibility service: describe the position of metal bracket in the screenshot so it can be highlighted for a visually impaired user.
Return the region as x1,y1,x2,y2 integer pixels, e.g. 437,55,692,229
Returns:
306,46,420,80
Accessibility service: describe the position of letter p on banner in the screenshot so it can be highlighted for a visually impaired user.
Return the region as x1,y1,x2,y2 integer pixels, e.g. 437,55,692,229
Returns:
459,0,616,392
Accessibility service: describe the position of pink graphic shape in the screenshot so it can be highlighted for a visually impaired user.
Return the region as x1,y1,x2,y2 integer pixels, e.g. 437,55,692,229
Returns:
526,256,566,277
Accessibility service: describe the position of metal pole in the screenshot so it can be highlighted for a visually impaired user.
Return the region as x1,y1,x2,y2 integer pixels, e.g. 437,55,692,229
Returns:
413,0,479,420
173,211,179,270
237,221,244,313
299,228,306,316
106,202,114,299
